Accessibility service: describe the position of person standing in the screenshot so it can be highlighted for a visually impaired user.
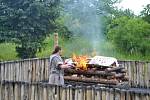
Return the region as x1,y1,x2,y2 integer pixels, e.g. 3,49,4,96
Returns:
49,46,72,85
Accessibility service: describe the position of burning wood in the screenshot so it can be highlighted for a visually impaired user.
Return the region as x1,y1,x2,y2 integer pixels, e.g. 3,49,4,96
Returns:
64,55,129,85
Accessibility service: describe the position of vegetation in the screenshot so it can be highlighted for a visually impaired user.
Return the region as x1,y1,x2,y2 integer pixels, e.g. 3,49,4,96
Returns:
0,0,60,58
0,0,150,61
107,16,150,56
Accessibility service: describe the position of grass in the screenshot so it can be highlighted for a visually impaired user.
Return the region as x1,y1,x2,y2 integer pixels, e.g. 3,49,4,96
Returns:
0,36,149,61
0,43,18,61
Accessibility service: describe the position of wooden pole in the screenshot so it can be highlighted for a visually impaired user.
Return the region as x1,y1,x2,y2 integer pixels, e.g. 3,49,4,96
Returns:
54,33,58,48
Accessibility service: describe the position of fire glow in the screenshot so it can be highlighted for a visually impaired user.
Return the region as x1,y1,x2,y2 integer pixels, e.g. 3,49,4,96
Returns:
72,54,89,70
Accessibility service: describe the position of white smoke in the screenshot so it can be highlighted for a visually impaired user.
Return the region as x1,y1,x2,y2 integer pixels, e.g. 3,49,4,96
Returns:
62,0,106,55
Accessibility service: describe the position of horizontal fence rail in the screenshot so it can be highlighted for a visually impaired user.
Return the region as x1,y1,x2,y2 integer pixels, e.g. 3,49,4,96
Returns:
0,81,150,100
0,58,150,88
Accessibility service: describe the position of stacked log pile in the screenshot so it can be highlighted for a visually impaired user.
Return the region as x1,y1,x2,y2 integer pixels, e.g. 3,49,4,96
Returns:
64,64,129,85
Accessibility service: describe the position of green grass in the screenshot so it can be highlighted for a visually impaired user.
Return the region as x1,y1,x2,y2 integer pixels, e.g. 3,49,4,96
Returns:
0,36,149,61
0,43,18,61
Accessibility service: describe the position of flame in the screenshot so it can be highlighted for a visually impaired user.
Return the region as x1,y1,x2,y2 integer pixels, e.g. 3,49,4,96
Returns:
72,54,89,70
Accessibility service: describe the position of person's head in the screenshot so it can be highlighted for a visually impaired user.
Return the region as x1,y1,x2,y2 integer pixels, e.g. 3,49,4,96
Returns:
52,46,62,55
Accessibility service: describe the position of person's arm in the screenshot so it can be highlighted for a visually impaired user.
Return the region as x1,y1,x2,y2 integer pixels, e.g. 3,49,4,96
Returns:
53,57,73,69
60,64,72,69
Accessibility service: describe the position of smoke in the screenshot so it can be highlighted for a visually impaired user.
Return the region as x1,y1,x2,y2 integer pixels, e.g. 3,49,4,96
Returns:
62,0,106,55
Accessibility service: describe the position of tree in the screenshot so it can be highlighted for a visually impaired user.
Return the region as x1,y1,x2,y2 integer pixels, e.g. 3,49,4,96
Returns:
140,4,150,23
107,16,150,55
0,0,60,58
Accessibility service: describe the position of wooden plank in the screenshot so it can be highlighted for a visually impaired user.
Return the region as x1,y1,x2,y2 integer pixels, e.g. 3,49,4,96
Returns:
126,90,131,100
94,87,101,100
66,86,70,100
136,61,140,87
61,86,66,100
35,59,39,82
86,86,92,100
31,84,35,100
1,63,4,81
105,88,110,100
16,63,20,81
4,83,9,100
34,83,38,100
78,87,83,100
114,88,120,100
47,85,55,100
7,63,10,80
12,62,16,81
148,63,150,88
14,82,19,100
43,85,48,100
0,82,5,100
109,88,114,100
127,61,132,87
139,62,143,87
24,83,29,100
10,63,13,81
9,82,14,100
0,82,1,100
144,62,149,88
101,87,106,100
45,59,49,81
135,93,140,100
120,89,125,100
32,60,36,82
4,63,6,81
20,83,24,100
27,60,34,82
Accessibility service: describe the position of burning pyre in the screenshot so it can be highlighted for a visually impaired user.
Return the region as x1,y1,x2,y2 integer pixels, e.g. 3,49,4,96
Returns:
64,55,128,85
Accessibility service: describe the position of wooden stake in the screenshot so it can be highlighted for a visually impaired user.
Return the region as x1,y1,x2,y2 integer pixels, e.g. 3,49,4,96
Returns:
54,33,58,48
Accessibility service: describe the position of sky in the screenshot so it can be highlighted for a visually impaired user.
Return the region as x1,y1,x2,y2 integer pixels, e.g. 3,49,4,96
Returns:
116,0,150,15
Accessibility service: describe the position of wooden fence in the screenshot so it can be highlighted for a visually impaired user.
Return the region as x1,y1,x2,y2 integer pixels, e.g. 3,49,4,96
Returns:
0,81,149,100
0,58,150,88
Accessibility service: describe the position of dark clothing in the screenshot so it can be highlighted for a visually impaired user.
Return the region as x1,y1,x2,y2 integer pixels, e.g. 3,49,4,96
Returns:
48,54,64,85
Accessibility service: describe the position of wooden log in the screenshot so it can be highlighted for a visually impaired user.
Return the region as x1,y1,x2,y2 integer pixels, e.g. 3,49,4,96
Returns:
0,82,5,100
43,85,48,100
86,86,92,100
64,76,119,85
101,87,106,100
66,85,72,100
47,85,56,100
94,87,101,100
34,83,38,100
1,63,4,81
109,88,114,100
31,84,35,100
148,62,150,88
126,90,131,100
61,86,66,100
105,66,124,72
114,88,120,100
105,88,110,100
120,89,126,100
0,82,1,100
64,69,115,76
10,63,13,81
76,86,83,100
54,33,59,48
45,59,49,81
14,82,20,100
4,82,9,100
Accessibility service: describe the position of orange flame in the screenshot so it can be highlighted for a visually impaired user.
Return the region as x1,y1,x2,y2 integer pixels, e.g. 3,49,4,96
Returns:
72,54,89,70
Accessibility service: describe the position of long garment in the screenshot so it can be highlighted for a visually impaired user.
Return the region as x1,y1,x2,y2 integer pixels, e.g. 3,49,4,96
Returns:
48,54,64,86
